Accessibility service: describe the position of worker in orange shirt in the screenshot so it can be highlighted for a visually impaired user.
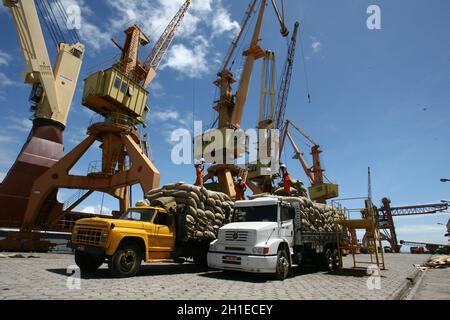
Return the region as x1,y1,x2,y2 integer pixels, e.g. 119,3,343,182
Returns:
194,158,205,187
280,164,292,196
235,177,247,201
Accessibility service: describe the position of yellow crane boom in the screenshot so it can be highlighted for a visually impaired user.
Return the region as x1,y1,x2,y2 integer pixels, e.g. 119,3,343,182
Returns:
4,0,84,127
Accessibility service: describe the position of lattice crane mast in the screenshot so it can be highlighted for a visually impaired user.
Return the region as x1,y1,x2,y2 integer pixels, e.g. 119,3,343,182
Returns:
274,22,299,135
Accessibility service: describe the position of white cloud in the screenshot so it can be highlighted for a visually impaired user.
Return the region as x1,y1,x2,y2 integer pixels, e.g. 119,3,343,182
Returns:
81,205,112,215
0,149,15,166
71,0,235,78
0,72,16,86
0,50,12,66
150,81,165,97
0,134,16,143
0,172,6,182
60,0,110,51
162,36,209,78
152,110,180,122
65,126,88,145
212,7,240,38
312,41,322,53
5,117,32,133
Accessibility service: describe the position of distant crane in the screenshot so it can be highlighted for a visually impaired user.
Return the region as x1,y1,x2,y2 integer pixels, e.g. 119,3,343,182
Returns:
279,119,339,203
377,198,449,253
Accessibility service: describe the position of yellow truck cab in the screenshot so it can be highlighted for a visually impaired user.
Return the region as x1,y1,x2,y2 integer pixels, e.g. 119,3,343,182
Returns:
70,206,209,277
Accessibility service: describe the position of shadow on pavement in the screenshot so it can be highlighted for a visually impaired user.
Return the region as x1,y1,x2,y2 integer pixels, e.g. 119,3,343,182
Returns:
325,268,386,278
198,270,274,283
47,263,209,279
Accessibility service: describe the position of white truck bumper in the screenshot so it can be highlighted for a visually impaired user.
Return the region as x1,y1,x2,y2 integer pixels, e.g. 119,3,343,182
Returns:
207,252,277,274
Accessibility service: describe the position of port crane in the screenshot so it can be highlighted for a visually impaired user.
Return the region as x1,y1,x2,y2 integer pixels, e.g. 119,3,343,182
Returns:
246,21,299,192
0,0,191,250
0,0,85,249
202,0,289,199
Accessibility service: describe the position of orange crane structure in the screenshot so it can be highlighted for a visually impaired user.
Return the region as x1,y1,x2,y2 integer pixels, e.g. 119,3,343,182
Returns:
202,0,289,199
0,0,191,250
279,120,339,203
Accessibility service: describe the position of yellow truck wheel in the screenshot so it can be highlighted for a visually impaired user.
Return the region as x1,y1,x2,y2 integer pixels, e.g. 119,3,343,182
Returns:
108,242,142,278
74,251,105,272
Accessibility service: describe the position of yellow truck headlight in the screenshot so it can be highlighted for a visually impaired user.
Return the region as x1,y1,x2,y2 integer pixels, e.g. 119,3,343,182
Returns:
101,232,109,242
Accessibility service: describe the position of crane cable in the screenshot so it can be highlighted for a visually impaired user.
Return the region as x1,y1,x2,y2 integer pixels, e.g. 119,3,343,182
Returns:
298,27,311,104
36,0,81,48
230,3,258,72
54,0,81,43
36,0,60,48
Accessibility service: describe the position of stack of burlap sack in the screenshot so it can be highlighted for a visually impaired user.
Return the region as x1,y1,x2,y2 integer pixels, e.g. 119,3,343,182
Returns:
141,183,234,241
291,197,346,232
249,194,346,232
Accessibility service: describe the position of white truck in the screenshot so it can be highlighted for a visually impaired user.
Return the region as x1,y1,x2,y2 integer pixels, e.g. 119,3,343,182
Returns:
207,196,343,280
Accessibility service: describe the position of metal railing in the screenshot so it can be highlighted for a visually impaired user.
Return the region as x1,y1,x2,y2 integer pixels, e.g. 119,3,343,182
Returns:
87,159,131,176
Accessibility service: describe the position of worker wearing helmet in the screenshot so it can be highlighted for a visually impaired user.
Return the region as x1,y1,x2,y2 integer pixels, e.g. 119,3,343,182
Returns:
280,164,292,196
262,168,273,194
194,158,206,187
235,177,247,201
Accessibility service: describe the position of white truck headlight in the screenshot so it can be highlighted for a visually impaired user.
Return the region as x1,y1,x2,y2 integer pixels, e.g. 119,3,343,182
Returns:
209,242,218,252
252,246,269,255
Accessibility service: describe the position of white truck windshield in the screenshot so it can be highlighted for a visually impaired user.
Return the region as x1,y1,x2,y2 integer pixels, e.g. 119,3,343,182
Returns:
233,205,278,222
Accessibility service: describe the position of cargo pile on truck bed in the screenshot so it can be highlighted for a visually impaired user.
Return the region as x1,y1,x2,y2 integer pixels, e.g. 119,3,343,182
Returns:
251,195,346,232
144,183,234,242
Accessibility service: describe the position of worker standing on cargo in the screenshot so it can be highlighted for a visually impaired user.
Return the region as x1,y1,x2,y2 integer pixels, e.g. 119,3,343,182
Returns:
194,158,205,187
280,164,292,196
235,177,247,200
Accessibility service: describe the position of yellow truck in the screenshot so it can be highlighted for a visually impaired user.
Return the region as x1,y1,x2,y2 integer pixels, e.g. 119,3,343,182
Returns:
69,205,211,277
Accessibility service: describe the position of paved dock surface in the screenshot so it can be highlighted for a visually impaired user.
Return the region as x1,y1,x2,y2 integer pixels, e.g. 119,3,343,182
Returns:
0,253,429,300
407,267,450,300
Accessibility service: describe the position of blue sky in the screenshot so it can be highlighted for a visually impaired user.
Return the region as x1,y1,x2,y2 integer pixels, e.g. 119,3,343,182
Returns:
0,0,449,246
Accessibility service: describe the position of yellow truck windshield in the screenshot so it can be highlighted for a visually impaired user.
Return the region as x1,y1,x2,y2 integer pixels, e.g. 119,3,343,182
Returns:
121,209,156,222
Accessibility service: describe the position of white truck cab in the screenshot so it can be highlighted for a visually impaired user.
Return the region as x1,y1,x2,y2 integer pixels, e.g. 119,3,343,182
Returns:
207,196,341,280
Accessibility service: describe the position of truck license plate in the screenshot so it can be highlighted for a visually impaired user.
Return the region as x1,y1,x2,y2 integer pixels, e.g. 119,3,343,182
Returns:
223,256,239,262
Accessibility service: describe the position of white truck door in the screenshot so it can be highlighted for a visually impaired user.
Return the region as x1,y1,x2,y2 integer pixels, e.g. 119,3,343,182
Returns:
280,205,295,246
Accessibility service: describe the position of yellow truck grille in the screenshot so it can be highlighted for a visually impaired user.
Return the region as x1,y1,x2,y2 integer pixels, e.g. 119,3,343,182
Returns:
74,227,105,246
